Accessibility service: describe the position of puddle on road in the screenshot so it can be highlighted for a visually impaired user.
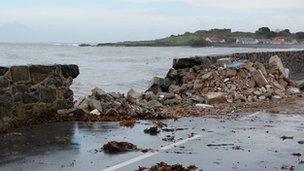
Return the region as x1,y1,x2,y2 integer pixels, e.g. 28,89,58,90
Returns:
0,113,304,171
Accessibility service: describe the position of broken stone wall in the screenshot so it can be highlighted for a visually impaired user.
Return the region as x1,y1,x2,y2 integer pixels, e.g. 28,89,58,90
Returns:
173,50,304,75
0,65,79,131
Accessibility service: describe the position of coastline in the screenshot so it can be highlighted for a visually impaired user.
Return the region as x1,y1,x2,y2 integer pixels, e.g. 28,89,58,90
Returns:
1,50,304,132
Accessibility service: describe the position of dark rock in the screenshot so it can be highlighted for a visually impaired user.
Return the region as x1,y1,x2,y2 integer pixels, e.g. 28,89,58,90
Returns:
12,83,29,94
44,74,63,87
141,162,198,171
22,91,40,104
102,141,137,153
147,77,171,94
0,76,10,88
0,93,14,117
10,66,30,83
78,43,91,47
144,126,160,135
0,67,9,76
173,56,213,70
60,65,79,79
56,100,69,109
39,86,57,103
29,65,56,83
91,87,107,99
64,89,73,99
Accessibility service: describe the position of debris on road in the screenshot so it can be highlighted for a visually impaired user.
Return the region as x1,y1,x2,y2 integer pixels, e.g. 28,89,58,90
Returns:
119,118,136,128
5,55,304,132
137,162,198,171
291,153,302,157
298,141,304,144
281,135,294,140
144,126,160,135
102,141,137,153
207,143,234,147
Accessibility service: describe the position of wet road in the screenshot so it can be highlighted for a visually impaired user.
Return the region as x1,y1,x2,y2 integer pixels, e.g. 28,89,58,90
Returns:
0,113,304,171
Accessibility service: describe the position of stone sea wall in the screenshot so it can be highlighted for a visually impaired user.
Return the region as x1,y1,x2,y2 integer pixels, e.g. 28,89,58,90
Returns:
0,65,79,131
173,50,304,75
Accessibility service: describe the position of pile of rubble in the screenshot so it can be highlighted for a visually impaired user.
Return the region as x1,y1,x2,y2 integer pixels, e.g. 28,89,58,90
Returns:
137,162,198,171
69,55,303,119
156,55,300,105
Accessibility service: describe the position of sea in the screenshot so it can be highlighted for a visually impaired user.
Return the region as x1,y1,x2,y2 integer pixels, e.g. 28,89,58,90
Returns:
0,43,302,99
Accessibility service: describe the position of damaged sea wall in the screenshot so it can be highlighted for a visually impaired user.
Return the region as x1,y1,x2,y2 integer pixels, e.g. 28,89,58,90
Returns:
0,65,79,131
173,50,304,75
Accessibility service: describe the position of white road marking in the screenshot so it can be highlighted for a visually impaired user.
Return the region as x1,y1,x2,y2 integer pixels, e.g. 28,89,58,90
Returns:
102,134,202,171
239,112,261,121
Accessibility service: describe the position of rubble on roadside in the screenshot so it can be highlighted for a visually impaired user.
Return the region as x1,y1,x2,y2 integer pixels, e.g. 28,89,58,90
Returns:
137,162,198,171
66,55,303,121
144,126,160,135
102,141,138,153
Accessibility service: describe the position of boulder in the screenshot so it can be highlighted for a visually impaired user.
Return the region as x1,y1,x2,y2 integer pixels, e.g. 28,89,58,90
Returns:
255,62,267,76
201,72,212,81
127,89,141,102
78,97,91,113
147,77,171,94
269,55,288,78
146,100,163,108
166,68,177,78
205,92,227,104
252,69,268,87
59,64,80,79
91,99,103,112
91,87,107,99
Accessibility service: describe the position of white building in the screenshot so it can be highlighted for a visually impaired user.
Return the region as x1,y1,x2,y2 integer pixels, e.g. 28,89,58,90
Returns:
236,38,259,44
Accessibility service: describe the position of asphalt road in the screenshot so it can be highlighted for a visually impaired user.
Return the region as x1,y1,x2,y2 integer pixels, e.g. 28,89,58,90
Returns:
0,112,304,171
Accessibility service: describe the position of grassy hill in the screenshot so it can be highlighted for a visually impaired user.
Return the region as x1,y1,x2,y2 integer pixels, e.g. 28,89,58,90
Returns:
96,27,304,47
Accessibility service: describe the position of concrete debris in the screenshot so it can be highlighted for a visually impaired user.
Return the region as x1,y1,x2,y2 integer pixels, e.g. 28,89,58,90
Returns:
90,109,101,115
269,55,288,78
69,55,302,120
127,89,141,102
102,141,137,153
144,126,160,135
252,69,268,87
137,162,197,171
205,92,227,104
195,103,214,109
281,135,294,140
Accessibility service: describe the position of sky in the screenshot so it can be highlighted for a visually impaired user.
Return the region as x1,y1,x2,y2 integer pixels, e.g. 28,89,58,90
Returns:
0,0,303,43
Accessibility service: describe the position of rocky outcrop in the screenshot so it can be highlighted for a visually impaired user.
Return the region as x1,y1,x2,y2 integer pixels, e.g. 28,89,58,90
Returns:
0,65,79,131
173,50,304,75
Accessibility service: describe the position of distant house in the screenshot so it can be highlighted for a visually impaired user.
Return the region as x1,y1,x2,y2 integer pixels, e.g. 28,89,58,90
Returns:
258,39,272,44
236,38,259,44
286,39,298,45
205,35,225,43
272,37,286,44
